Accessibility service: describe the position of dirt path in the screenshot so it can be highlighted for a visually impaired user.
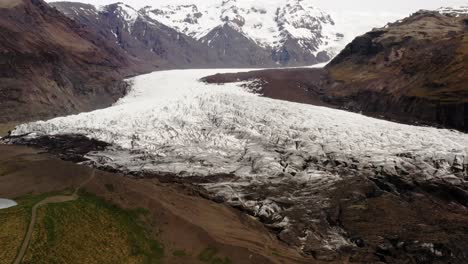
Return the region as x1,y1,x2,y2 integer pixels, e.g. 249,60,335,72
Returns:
13,170,95,264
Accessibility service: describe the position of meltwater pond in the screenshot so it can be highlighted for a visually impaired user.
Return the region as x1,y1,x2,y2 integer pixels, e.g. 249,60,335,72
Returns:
0,198,17,209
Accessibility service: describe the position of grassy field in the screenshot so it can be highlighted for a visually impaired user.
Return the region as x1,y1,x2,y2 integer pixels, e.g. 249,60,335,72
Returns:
0,204,28,264
198,247,232,264
0,191,235,264
0,193,55,264
21,192,164,264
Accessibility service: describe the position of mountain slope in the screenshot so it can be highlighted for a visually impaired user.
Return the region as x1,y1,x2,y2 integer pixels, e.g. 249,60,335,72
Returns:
203,8,468,131
0,0,131,123
50,2,232,69
50,0,396,67
198,23,274,66
144,0,341,66
326,8,468,131
51,1,281,68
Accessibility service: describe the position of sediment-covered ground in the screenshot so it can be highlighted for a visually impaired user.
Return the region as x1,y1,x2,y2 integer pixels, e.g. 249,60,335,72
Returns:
0,144,312,264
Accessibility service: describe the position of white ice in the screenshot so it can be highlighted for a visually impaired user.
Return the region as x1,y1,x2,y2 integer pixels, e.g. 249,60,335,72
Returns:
12,68,468,183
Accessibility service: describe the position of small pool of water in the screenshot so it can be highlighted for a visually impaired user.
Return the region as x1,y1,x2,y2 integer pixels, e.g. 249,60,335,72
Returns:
0,198,17,209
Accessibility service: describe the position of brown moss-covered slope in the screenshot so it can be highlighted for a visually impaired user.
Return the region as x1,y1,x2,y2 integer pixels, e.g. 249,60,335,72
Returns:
326,10,468,131
0,0,132,123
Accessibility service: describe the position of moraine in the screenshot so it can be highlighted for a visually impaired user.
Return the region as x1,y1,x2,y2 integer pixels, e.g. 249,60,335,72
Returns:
8,68,468,253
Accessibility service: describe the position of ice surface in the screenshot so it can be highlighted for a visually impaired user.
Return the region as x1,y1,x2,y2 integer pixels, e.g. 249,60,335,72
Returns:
13,69,467,178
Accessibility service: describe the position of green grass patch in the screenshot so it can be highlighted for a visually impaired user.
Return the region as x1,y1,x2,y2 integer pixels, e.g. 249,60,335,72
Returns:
104,183,115,192
43,213,57,245
0,203,28,264
198,247,231,264
23,192,164,264
172,249,187,257
0,191,71,264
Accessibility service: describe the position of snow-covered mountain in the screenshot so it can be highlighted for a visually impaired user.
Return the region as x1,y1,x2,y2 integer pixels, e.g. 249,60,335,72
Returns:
51,0,403,66
144,0,343,62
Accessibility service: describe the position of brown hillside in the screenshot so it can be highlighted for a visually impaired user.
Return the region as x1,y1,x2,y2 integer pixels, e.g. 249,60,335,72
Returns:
0,0,131,123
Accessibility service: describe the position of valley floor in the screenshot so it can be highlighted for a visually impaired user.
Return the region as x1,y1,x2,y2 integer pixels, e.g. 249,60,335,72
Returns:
3,68,468,263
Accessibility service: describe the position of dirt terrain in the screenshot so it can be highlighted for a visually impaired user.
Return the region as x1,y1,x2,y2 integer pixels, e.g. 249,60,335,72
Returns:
0,144,316,264
203,68,330,107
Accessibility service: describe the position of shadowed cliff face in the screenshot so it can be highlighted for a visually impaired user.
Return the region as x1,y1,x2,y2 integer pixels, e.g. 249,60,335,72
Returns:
0,0,132,123
49,2,228,70
326,11,468,131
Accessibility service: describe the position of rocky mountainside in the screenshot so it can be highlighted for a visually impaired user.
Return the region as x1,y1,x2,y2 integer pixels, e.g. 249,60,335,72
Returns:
204,8,468,132
49,0,392,67
326,7,468,131
49,2,248,69
143,0,342,66
0,0,133,123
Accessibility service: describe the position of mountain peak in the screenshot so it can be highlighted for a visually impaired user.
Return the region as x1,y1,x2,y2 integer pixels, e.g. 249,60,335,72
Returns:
49,0,407,66
141,0,339,55
104,2,140,24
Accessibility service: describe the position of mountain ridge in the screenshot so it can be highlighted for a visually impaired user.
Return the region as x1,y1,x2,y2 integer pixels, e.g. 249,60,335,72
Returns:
50,0,400,67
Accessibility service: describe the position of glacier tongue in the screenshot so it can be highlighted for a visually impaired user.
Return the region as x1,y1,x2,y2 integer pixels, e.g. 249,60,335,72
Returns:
11,68,468,251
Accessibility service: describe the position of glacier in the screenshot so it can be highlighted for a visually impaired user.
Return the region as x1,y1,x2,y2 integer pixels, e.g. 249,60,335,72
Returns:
10,68,468,250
